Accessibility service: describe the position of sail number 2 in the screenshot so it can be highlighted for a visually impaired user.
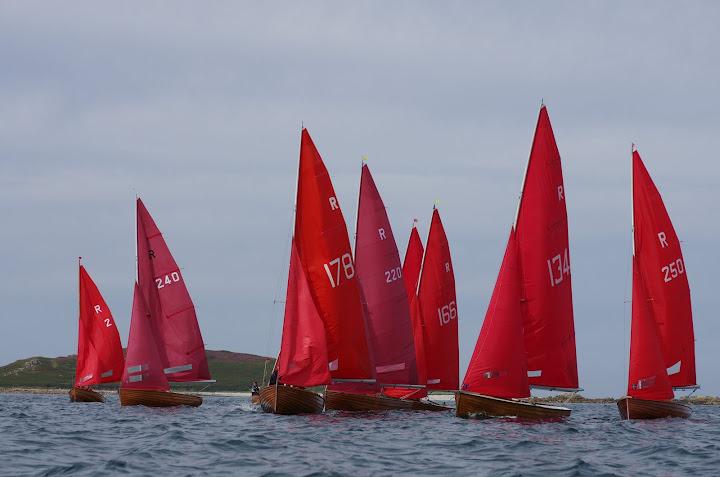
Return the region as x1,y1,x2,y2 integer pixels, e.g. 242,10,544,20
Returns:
547,248,570,287
661,258,685,283
156,271,181,289
324,253,355,288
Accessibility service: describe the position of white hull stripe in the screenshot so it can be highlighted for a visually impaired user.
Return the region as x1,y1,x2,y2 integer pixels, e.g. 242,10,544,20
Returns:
128,375,143,383
101,370,113,378
427,378,441,385
164,364,193,374
127,365,144,374
527,370,542,378
328,359,339,371
80,374,93,382
667,361,681,375
376,363,406,374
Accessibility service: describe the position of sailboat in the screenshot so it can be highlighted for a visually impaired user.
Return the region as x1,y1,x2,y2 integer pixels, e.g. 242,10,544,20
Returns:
70,260,124,403
410,206,459,403
324,163,446,411
616,148,696,419
118,198,210,407
457,105,578,419
260,129,373,414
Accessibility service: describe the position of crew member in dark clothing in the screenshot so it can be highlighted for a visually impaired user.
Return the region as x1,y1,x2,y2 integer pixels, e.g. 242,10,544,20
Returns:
251,381,260,395
269,369,278,385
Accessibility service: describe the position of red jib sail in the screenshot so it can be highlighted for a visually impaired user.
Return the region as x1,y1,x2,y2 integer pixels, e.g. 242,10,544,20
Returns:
402,223,424,302
515,105,579,390
632,150,695,388
293,129,372,380
136,198,211,382
75,264,124,387
462,228,530,398
416,207,459,390
627,257,674,400
354,164,417,386
121,282,170,392
277,240,332,387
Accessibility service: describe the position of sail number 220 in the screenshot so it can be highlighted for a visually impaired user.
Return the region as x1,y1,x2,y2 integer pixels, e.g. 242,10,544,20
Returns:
547,248,570,287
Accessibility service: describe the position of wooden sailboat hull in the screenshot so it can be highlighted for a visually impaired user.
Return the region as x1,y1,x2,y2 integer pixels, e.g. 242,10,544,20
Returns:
455,391,571,420
250,393,261,405
119,388,202,407
69,387,105,403
325,389,450,412
259,385,324,415
616,397,691,420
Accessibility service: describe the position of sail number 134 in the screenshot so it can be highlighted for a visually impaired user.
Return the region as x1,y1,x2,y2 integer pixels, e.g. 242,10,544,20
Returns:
547,248,570,287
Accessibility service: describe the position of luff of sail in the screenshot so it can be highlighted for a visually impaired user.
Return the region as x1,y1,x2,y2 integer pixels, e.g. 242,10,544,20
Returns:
121,283,171,392
136,198,211,382
416,207,459,391
277,240,332,387
627,257,674,400
515,105,579,391
75,263,124,387
632,150,696,388
354,164,417,387
293,129,373,380
462,228,530,399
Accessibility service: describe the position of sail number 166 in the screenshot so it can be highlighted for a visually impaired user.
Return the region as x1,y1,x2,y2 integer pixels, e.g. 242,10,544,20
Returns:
438,301,457,327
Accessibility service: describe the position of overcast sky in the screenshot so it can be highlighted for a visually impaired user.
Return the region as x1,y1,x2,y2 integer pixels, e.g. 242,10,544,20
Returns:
1,2,718,397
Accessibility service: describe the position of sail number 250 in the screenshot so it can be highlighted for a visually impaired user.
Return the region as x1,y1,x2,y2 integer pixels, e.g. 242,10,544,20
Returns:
324,253,355,288
547,248,570,287
662,258,685,283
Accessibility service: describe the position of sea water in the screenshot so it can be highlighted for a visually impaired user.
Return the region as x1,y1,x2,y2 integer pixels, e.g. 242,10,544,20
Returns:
1,393,718,476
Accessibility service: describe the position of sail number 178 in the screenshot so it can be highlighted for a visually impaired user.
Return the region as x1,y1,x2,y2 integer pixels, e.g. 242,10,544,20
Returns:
547,248,570,287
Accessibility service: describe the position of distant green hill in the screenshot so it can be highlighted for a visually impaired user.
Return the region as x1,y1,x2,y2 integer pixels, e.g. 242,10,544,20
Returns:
0,350,275,392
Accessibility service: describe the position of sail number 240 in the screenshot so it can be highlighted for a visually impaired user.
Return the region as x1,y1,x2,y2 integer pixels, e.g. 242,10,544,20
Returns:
324,253,355,288
156,271,181,289
547,248,570,287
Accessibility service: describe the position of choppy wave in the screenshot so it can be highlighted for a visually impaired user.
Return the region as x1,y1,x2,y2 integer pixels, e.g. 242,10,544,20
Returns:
1,394,719,476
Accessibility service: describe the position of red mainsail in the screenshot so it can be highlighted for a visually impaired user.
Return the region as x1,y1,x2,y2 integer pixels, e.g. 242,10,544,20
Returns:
75,263,124,387
121,283,170,392
354,164,417,386
136,198,211,382
277,240,332,387
515,105,579,390
293,129,372,380
632,150,695,388
462,228,530,398
627,257,674,400
402,223,424,302
416,208,459,390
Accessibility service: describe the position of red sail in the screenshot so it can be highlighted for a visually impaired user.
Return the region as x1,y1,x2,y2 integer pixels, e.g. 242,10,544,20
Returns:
136,198,211,382
277,240,332,387
402,224,424,302
515,105,579,390
462,229,530,398
75,264,124,387
627,258,674,400
632,150,695,388
121,283,170,392
416,208,459,390
293,129,372,379
354,164,417,385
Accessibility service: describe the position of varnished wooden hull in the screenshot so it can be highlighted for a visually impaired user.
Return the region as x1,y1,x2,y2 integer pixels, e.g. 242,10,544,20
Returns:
616,397,691,420
324,389,447,412
259,385,324,415
456,391,571,420
409,398,452,412
119,388,202,407
69,387,105,403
